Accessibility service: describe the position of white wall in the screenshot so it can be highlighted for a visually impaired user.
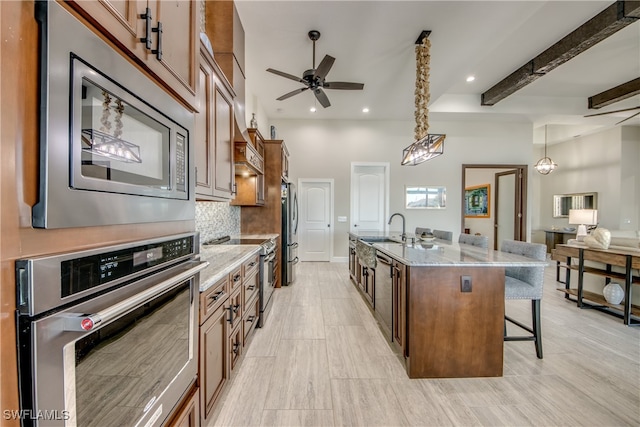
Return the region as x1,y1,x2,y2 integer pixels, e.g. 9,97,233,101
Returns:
272,118,534,257
532,126,640,244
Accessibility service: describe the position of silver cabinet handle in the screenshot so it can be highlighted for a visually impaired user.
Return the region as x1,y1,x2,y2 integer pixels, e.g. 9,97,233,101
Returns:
63,260,208,332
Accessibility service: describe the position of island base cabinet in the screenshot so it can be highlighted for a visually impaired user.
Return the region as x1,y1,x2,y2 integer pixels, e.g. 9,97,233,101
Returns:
167,385,200,427
406,266,505,378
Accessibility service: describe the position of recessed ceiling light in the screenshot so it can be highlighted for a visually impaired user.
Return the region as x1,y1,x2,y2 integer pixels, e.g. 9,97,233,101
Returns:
362,107,370,113
310,107,317,113
466,75,475,83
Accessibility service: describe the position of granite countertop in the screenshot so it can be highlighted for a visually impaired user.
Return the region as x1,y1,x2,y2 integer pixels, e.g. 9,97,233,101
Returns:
231,233,280,240
198,245,261,292
372,241,548,267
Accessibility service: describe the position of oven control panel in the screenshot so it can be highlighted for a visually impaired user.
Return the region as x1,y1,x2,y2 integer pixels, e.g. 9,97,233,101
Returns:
61,236,194,297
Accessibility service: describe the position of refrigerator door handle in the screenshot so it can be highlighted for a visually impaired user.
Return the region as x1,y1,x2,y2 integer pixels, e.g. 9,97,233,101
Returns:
293,192,299,235
289,242,299,249
289,257,299,265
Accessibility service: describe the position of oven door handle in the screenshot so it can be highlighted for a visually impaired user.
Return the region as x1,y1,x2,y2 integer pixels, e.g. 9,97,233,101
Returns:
63,260,209,332
264,252,276,263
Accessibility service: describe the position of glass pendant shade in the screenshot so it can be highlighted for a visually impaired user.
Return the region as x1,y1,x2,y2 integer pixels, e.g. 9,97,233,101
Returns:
401,134,445,166
535,125,557,175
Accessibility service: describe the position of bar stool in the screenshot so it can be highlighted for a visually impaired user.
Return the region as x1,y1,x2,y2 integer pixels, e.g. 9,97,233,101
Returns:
501,240,547,359
458,233,488,248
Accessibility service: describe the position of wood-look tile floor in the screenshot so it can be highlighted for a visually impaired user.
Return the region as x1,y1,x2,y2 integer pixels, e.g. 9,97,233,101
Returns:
209,261,640,426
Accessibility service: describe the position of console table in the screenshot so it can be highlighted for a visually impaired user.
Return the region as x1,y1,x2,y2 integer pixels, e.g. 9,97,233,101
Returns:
552,244,639,326
543,229,576,253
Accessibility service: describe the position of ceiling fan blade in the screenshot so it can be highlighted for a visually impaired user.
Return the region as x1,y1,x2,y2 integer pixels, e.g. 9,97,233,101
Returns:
614,111,640,125
266,68,305,84
584,106,640,117
313,55,335,81
276,87,309,101
314,88,331,108
323,81,364,90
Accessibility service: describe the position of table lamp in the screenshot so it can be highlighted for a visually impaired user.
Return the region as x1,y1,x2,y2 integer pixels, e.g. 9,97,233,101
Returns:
568,209,598,242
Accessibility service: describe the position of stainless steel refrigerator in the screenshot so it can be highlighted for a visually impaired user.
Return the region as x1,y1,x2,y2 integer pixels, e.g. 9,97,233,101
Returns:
281,182,298,285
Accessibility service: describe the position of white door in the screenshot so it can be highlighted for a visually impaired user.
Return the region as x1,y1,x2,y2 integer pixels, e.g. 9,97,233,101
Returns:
351,163,389,232
299,179,333,262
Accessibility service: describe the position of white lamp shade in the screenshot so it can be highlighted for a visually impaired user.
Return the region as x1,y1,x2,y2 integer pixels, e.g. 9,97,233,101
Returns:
569,209,597,242
568,209,598,226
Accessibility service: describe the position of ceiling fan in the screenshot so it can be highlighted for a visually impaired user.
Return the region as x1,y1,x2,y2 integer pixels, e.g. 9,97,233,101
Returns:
266,30,364,108
584,106,640,125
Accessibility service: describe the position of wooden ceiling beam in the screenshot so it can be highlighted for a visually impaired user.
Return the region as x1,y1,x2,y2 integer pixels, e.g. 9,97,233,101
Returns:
481,1,640,106
588,78,640,109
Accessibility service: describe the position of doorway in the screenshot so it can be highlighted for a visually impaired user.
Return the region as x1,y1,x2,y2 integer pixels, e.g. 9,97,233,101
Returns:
462,164,527,249
298,179,334,262
350,162,390,232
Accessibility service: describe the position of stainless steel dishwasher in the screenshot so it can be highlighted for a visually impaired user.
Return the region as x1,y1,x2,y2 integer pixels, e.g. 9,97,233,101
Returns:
374,252,393,341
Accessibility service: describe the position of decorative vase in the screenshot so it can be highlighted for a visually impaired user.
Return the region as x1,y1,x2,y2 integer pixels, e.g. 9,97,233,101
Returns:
602,282,624,305
250,113,257,128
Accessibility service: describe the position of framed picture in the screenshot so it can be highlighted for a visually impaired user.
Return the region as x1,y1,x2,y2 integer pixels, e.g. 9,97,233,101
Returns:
465,184,491,217
405,186,446,209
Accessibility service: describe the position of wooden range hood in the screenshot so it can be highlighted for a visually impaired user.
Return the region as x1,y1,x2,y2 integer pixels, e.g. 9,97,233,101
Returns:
205,1,255,155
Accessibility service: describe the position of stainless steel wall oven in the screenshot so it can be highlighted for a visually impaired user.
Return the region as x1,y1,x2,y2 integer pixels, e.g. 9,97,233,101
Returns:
33,1,194,228
16,233,208,427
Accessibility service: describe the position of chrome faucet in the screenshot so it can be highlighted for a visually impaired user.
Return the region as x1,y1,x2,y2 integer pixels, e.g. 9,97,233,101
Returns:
388,213,406,241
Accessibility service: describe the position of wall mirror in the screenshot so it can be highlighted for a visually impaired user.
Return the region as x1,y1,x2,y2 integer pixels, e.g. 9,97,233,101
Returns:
405,186,446,209
553,192,597,218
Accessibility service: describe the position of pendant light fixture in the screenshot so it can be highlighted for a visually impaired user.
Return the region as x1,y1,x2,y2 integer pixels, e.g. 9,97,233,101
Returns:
534,125,557,175
402,31,445,166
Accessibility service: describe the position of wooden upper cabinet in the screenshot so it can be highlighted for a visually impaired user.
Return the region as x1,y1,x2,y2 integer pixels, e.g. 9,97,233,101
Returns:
213,79,235,200
195,44,236,201
66,0,198,110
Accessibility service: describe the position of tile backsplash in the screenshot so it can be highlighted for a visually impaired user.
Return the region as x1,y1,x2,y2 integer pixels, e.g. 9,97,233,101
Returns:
195,202,240,243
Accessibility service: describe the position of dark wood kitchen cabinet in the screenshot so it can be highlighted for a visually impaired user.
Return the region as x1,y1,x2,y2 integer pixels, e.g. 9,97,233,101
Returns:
231,129,266,207
392,260,407,356
199,300,228,423
195,43,236,201
167,385,200,427
64,0,198,110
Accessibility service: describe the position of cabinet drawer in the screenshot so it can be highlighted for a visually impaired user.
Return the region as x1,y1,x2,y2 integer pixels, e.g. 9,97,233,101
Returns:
227,287,243,333
242,254,260,279
243,271,259,308
229,324,242,373
200,276,229,324
230,266,243,294
243,294,260,344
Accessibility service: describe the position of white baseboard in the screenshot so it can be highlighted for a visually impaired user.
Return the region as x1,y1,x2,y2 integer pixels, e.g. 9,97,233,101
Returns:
331,257,348,263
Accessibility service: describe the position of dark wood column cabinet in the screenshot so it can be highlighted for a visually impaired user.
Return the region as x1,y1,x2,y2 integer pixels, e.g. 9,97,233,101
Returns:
241,139,290,287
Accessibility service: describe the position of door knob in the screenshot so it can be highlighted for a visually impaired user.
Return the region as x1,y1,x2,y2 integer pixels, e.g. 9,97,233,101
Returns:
327,224,330,227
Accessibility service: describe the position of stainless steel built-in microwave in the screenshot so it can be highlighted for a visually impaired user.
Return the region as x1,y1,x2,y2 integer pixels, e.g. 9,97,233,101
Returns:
33,1,194,228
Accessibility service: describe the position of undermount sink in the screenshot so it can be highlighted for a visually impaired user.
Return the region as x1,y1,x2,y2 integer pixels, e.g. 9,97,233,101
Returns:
359,236,404,244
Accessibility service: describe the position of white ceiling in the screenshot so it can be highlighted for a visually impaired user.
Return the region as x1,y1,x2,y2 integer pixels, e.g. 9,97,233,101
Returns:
235,1,640,145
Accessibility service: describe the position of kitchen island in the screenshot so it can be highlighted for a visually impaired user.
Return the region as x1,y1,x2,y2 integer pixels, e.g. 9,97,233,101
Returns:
348,232,548,378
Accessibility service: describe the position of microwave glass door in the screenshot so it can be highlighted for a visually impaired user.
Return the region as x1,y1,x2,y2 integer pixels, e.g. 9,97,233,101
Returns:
81,79,171,189
70,56,188,199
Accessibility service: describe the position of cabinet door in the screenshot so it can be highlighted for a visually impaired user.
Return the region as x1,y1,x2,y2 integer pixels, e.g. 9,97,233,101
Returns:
152,0,197,106
392,262,407,356
213,83,235,199
229,325,243,372
66,0,197,109
168,386,199,427
366,267,375,305
194,48,214,197
200,304,228,421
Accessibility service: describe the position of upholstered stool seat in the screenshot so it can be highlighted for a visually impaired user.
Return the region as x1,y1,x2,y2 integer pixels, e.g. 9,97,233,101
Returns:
458,233,489,248
501,240,546,359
